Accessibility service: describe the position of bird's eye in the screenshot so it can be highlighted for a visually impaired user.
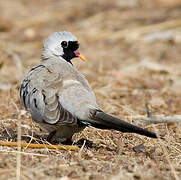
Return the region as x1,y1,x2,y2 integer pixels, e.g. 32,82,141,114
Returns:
61,41,68,48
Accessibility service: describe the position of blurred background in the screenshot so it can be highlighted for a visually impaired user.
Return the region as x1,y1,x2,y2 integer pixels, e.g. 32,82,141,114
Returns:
0,0,181,179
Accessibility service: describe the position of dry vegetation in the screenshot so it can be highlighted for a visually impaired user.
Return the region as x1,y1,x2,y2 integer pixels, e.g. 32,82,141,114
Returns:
0,0,181,179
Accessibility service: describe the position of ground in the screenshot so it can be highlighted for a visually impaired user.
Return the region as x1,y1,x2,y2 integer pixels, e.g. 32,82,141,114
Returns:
0,0,181,179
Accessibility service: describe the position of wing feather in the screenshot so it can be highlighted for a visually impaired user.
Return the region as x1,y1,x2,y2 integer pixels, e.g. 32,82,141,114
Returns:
20,64,77,125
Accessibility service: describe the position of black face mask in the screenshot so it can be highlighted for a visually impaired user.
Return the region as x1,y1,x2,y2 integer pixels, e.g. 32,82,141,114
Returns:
61,41,79,64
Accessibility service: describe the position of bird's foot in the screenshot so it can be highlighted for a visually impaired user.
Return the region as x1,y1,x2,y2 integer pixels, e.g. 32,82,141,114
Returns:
46,130,73,145
46,130,57,143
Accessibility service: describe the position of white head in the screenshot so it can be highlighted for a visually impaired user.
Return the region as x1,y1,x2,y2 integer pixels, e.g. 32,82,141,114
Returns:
41,31,86,63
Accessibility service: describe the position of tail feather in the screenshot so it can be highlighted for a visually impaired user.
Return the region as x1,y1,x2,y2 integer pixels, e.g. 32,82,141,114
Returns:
83,110,157,138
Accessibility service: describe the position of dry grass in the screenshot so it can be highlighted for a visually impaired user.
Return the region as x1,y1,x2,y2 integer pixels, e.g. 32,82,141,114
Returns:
0,0,181,179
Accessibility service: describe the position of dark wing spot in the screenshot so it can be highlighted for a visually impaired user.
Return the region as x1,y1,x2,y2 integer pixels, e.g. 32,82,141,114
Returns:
33,98,38,109
32,88,37,94
42,93,47,105
20,79,30,108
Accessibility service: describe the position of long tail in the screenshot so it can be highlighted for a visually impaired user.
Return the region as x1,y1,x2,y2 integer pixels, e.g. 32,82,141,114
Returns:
80,110,157,138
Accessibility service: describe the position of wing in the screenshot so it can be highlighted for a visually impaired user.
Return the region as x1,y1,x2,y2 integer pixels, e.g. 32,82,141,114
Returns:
20,64,77,125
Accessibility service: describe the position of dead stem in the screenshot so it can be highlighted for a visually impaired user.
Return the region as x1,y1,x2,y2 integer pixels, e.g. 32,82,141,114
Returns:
0,141,78,151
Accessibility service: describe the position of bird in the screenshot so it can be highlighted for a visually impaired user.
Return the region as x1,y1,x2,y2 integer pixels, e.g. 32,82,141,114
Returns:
20,31,157,144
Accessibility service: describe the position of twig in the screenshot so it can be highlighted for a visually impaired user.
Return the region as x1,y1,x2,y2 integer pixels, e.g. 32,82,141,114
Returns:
133,104,181,125
11,100,22,180
78,139,86,158
0,141,78,151
134,115,181,125
146,103,152,117
16,118,21,180
0,149,47,156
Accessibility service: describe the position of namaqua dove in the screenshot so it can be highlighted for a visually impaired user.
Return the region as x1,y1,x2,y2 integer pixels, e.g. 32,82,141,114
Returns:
20,31,157,143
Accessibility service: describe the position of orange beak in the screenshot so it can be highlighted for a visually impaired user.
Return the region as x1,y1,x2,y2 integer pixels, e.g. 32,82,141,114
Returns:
74,50,86,61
